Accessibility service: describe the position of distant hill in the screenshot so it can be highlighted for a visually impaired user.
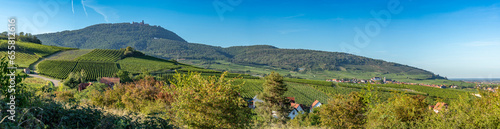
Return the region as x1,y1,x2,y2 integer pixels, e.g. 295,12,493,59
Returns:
36,23,442,80
36,23,186,49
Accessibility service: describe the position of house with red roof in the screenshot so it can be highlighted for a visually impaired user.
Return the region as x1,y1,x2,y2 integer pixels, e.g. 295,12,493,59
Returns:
432,102,448,113
100,77,120,88
248,95,264,109
310,100,322,113
287,97,305,119
78,82,92,91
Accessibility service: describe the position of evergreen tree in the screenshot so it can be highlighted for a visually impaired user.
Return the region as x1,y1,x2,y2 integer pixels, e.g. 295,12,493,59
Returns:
255,71,292,126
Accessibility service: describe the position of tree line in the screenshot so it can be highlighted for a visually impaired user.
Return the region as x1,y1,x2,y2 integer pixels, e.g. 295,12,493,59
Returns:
0,31,42,44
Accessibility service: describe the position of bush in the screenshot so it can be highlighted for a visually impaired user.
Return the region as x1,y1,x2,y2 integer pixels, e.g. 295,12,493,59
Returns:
417,90,500,128
168,72,252,129
75,82,108,101
55,90,76,102
319,92,367,128
89,76,171,115
366,93,429,128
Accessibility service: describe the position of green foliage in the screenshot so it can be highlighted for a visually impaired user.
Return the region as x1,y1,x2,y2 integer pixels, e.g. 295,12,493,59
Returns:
288,110,321,128
168,72,252,129
0,57,27,103
76,49,125,62
75,82,108,101
255,72,292,126
417,90,500,128
63,70,86,89
89,76,171,115
318,92,367,128
366,93,429,128
37,60,78,79
114,70,133,83
1,98,171,129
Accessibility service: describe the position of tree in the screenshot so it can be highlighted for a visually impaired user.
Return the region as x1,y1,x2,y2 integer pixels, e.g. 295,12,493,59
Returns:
168,72,252,128
319,92,367,128
63,69,86,89
366,93,428,128
114,70,132,83
255,72,292,126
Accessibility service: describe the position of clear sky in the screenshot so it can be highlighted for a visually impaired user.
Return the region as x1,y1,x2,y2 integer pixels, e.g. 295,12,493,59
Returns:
1,0,499,78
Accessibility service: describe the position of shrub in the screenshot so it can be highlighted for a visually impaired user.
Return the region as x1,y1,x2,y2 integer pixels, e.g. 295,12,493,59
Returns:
366,93,429,128
417,90,500,128
168,72,252,129
319,92,367,128
55,90,76,102
89,76,171,115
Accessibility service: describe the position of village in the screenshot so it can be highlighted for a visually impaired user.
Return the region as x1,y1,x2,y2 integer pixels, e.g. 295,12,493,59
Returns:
326,77,456,88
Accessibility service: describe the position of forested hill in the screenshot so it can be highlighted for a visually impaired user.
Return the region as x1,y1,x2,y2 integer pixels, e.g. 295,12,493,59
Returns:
36,23,186,49
36,23,437,77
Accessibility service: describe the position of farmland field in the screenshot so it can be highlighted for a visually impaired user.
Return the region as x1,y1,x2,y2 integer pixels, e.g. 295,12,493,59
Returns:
45,49,93,60
0,40,73,57
73,61,119,81
76,49,124,62
37,60,119,80
0,51,39,67
37,60,77,79
117,56,181,73
236,79,330,106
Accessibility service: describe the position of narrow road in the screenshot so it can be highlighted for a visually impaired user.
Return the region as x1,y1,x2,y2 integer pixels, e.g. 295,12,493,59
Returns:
27,51,65,87
28,73,61,87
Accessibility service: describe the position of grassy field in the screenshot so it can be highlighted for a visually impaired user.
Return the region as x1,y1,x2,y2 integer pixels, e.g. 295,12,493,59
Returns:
45,49,93,60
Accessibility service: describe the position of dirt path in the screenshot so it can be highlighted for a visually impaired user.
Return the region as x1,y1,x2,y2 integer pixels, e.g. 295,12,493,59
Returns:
28,73,61,87
27,51,65,87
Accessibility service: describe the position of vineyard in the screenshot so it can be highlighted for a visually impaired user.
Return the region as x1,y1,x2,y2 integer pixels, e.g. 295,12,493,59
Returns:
0,40,72,57
76,49,124,62
284,83,330,106
73,61,119,81
236,79,330,106
37,60,77,79
45,49,93,60
117,56,182,73
37,60,119,81
0,51,39,67
284,78,333,86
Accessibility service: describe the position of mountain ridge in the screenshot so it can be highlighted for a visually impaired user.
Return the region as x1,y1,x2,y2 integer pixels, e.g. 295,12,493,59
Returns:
36,23,441,80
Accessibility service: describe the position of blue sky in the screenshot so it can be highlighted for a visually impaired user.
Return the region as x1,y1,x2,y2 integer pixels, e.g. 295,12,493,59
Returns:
1,0,499,78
